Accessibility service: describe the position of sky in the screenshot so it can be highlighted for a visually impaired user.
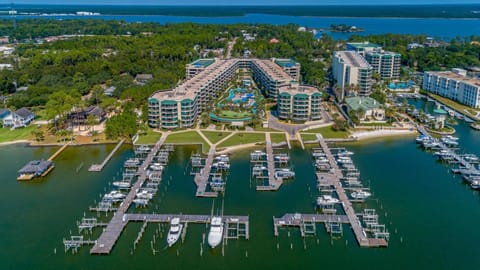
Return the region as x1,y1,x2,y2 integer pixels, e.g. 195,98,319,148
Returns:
4,0,479,5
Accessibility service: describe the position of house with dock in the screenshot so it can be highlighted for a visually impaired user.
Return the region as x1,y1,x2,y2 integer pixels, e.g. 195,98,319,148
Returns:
2,107,35,129
67,106,106,127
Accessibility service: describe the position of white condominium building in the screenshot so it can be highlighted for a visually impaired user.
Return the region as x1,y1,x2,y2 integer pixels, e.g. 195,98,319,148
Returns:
423,69,480,108
332,51,372,99
365,49,401,80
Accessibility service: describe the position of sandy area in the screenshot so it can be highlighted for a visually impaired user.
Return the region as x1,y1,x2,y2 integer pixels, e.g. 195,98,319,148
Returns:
350,129,417,141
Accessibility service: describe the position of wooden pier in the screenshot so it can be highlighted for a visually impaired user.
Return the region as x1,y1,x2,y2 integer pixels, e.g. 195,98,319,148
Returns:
194,146,218,197
257,133,283,191
90,133,168,255
48,142,71,161
315,134,388,248
88,139,125,172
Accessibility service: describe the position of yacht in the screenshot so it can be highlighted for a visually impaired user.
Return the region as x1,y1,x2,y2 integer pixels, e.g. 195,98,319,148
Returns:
336,156,352,164
149,163,163,171
210,177,225,192
215,155,230,163
133,198,149,206
312,152,326,158
208,217,224,248
136,190,153,200
470,180,480,190
463,154,479,163
316,195,339,206
351,190,372,200
167,217,183,247
103,191,126,201
416,135,430,144
274,168,295,179
212,161,230,170
337,150,354,156
112,181,131,189
443,135,459,141
274,154,290,162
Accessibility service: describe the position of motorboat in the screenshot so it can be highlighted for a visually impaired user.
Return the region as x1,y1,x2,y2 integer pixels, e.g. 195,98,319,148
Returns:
337,150,354,156
133,198,149,206
441,137,459,147
103,190,126,201
212,161,230,170
336,156,353,164
470,180,480,190
149,163,163,171
443,135,459,141
215,155,230,163
210,178,225,192
112,181,131,189
463,154,479,163
350,190,372,200
250,151,266,160
167,217,183,247
316,195,339,206
312,152,326,158
274,168,295,179
415,135,430,144
208,217,224,248
274,154,290,162
136,190,153,200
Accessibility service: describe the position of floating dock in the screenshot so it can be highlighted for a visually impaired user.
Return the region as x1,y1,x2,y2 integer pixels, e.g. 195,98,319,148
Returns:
88,139,125,172
90,134,168,255
194,146,218,197
315,134,388,248
257,133,283,191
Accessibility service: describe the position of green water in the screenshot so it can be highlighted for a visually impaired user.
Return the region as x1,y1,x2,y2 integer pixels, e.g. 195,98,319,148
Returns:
1,114,480,269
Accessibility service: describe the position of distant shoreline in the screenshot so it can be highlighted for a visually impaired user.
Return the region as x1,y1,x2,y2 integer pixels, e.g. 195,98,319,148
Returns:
2,4,480,19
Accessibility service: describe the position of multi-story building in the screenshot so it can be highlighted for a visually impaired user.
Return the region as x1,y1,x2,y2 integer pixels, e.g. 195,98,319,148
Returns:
272,58,301,81
185,58,215,79
346,42,382,57
423,69,480,108
277,82,322,122
365,49,401,80
332,51,372,99
149,58,315,129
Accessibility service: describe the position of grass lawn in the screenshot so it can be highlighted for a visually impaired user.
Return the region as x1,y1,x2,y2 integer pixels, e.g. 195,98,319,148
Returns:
302,126,349,139
428,93,479,120
0,125,36,143
301,133,318,142
165,131,209,152
270,133,286,143
135,129,162,145
218,132,266,148
201,131,232,144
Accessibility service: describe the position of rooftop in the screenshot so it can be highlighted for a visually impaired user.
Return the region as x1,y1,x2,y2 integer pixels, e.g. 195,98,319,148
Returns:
18,160,53,174
274,58,299,68
347,42,381,49
345,96,381,111
189,58,215,68
335,51,371,69
279,83,321,96
426,70,480,87
15,107,34,119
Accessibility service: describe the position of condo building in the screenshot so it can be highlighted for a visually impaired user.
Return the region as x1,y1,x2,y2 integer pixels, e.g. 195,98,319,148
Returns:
346,42,382,57
423,69,480,108
277,82,322,122
149,58,318,129
365,49,401,80
273,58,301,81
332,51,372,99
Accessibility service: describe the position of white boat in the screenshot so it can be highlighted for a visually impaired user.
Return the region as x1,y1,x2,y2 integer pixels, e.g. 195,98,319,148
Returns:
112,181,131,189
337,150,354,156
215,155,230,162
274,168,295,179
207,217,224,248
133,198,149,206
212,161,230,169
167,217,183,247
443,135,459,141
210,178,225,192
149,163,163,171
336,156,352,164
103,190,126,201
274,155,289,162
470,180,480,190
316,195,339,206
351,190,372,200
136,190,153,200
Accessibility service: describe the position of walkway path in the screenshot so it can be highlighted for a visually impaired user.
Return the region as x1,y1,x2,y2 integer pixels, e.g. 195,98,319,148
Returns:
88,139,125,172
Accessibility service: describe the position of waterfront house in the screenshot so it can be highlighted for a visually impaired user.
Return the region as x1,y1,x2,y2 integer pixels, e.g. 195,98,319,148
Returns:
67,105,106,127
345,96,385,122
2,107,35,129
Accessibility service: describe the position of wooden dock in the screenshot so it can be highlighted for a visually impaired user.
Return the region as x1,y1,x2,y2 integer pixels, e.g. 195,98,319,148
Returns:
257,133,282,191
194,146,218,197
48,142,70,161
90,134,168,255
316,134,387,248
89,139,125,172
